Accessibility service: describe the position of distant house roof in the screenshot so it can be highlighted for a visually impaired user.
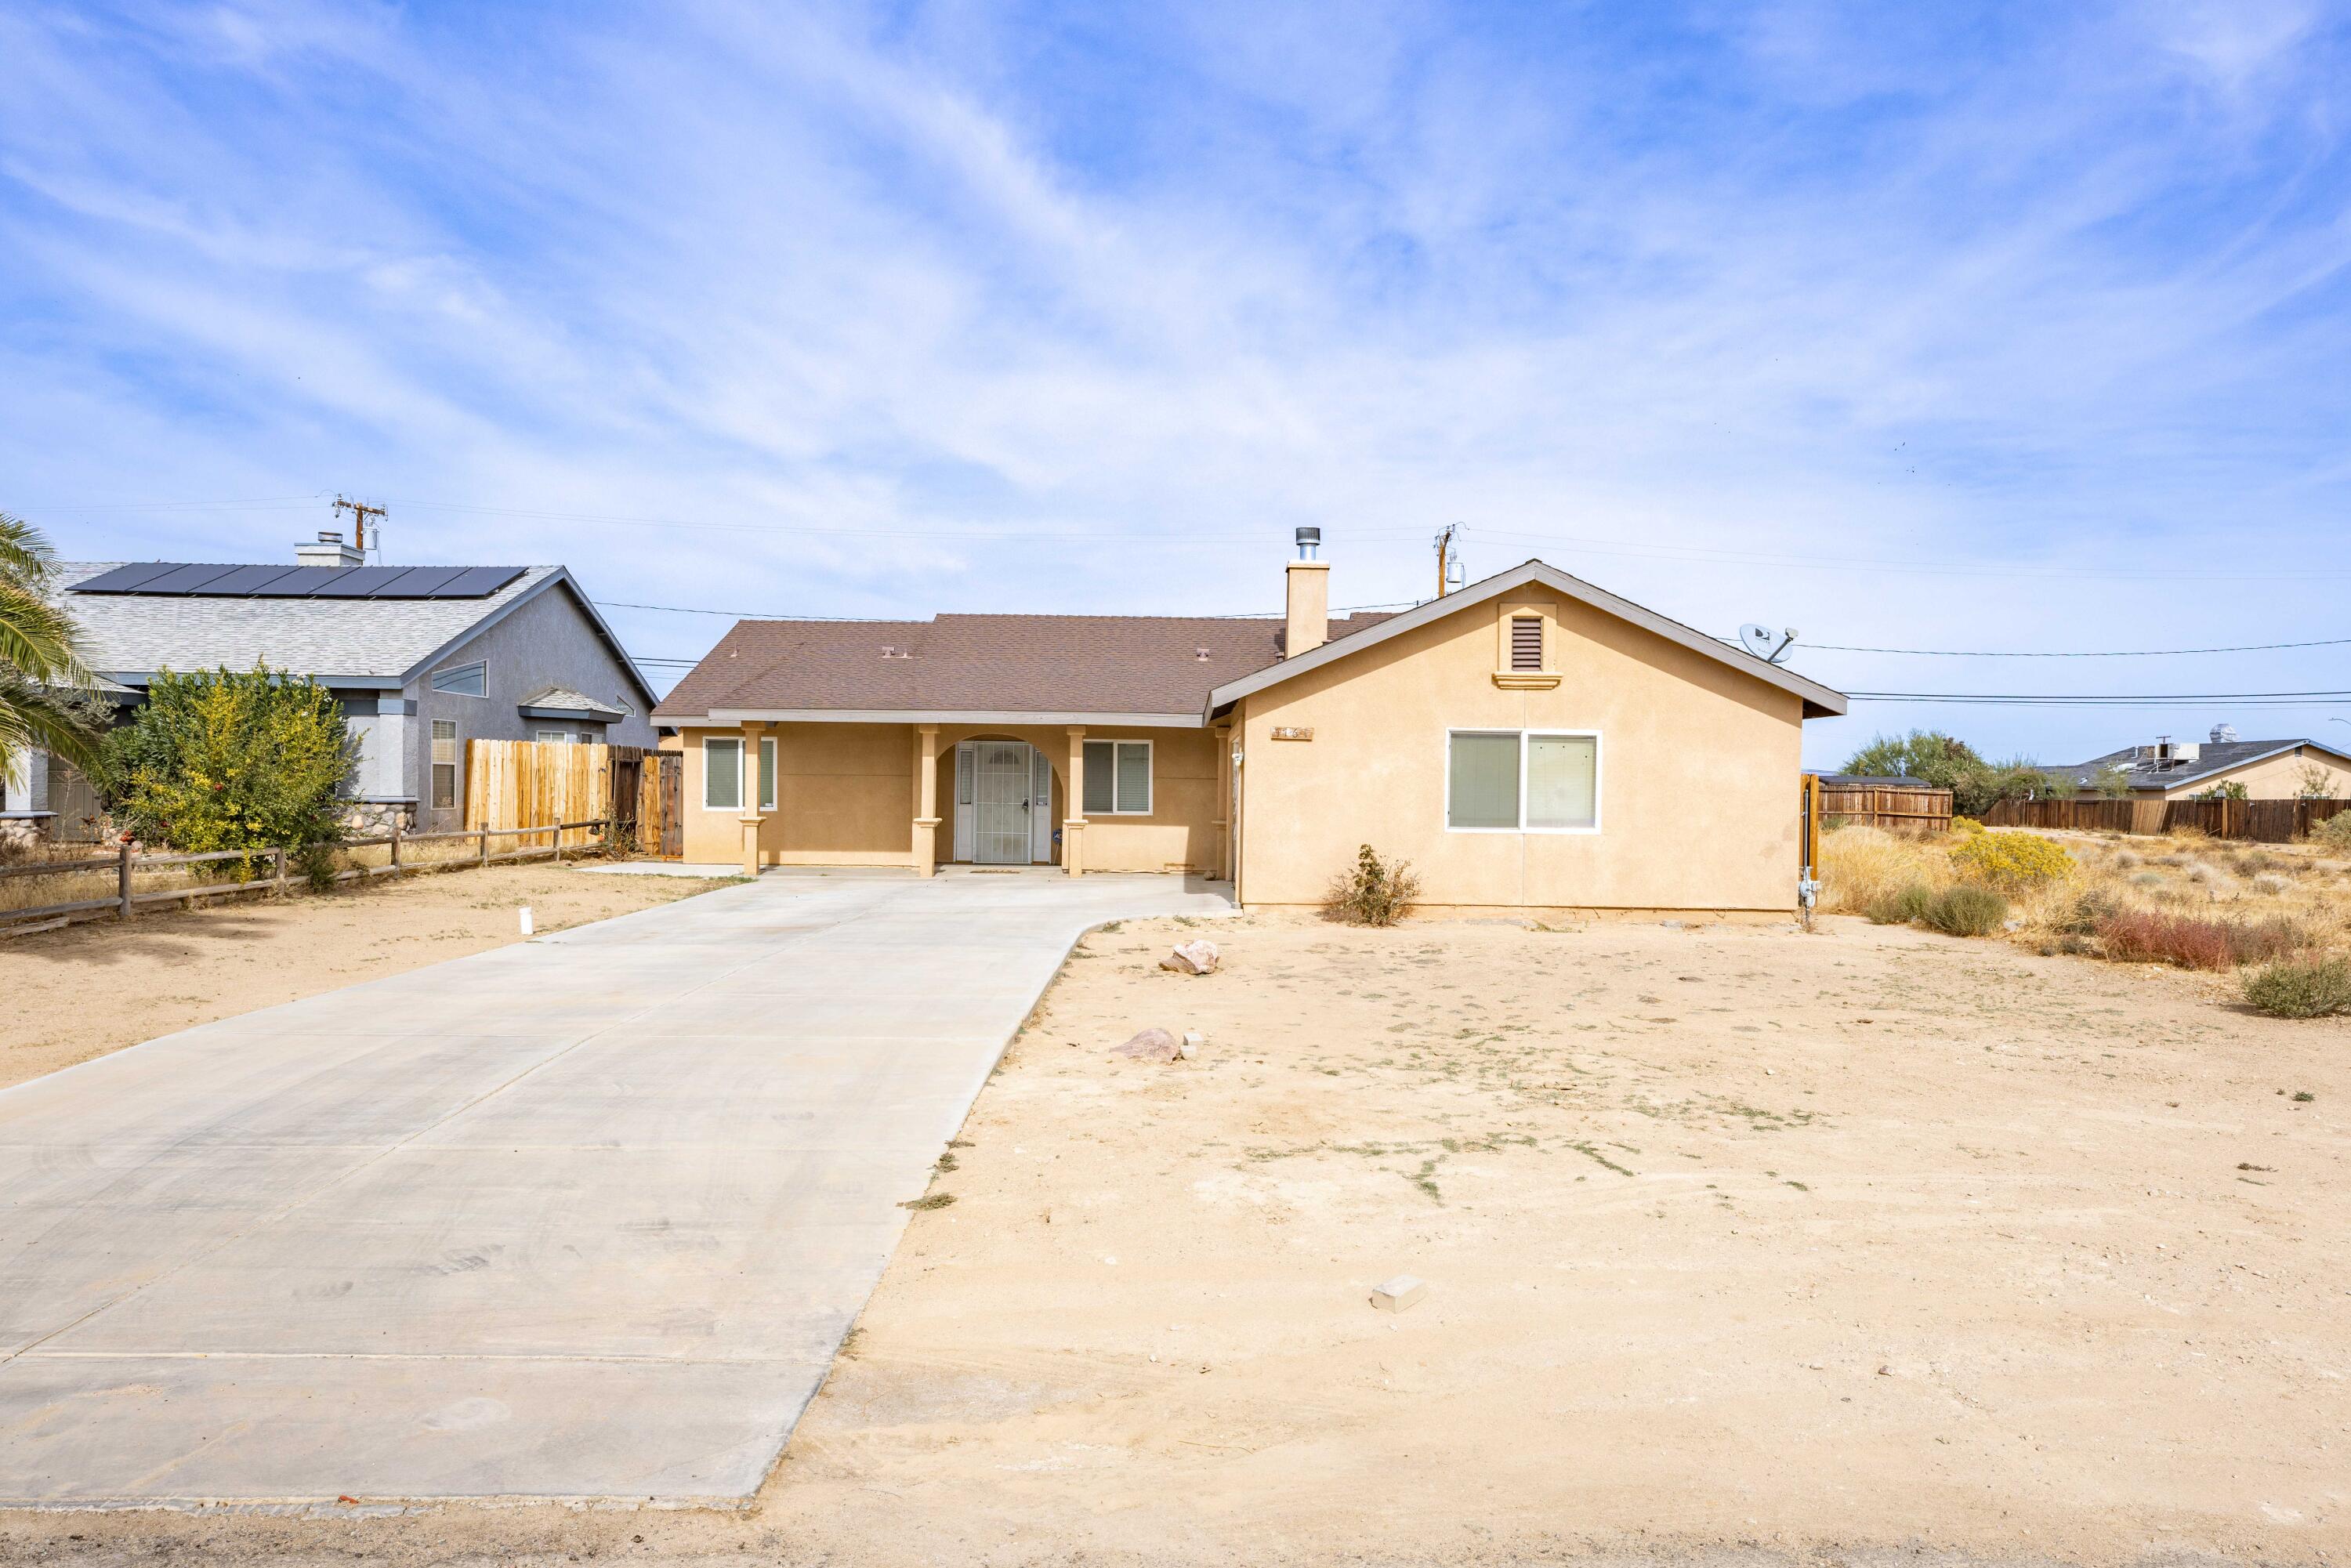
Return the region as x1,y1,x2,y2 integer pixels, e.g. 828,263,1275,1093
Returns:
59,562,654,707
1815,773,1948,789
520,686,630,721
653,611,1399,726
2053,738,2351,793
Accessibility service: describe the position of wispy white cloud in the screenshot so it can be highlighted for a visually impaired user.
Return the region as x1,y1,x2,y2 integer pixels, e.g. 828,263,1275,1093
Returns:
2,0,2348,761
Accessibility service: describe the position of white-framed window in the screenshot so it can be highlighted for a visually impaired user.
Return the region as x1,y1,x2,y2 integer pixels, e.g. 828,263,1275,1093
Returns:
431,720,459,810
759,735,777,812
1081,739,1152,815
535,728,571,744
430,661,487,697
703,736,743,810
1446,729,1599,833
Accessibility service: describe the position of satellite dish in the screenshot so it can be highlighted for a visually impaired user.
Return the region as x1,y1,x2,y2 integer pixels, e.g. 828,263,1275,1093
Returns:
1739,623,1797,663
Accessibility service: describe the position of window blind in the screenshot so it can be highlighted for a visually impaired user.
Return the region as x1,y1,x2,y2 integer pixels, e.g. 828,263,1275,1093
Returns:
1082,741,1116,813
705,737,742,810
1447,733,1520,828
1115,742,1151,814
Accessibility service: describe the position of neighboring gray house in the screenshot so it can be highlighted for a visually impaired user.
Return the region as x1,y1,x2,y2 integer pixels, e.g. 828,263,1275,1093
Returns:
2052,726,2351,802
5,532,656,838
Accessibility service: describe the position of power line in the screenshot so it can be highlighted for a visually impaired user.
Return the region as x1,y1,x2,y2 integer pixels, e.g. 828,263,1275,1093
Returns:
1806,633,2351,657
1847,689,2351,706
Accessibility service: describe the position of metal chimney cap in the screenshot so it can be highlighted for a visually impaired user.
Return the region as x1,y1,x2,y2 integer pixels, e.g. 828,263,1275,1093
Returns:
318,531,342,544
1293,526,1322,560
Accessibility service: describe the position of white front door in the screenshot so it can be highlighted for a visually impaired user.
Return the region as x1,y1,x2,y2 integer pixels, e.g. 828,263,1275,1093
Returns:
972,741,1033,864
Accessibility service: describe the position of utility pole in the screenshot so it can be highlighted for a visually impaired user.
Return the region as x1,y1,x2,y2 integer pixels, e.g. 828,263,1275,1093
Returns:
334,495,388,562
1433,523,1459,598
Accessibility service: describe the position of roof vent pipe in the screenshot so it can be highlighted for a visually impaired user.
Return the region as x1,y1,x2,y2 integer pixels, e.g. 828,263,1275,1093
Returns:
1294,526,1320,561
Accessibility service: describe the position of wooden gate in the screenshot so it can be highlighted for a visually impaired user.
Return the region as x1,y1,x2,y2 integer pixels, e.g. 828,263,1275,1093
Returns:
657,752,683,858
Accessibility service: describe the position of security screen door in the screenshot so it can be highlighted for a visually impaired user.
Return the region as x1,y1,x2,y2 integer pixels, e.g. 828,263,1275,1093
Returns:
973,741,1034,864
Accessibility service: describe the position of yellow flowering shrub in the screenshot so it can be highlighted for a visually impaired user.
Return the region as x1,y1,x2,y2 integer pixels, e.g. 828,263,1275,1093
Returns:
1949,828,2073,892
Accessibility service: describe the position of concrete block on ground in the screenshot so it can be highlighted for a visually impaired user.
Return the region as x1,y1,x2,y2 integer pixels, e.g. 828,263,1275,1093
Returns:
1370,1274,1425,1313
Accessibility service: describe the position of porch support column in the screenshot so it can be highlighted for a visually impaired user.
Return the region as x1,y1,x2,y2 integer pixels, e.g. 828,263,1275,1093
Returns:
1212,722,1233,881
913,726,941,877
1063,726,1086,878
738,719,766,878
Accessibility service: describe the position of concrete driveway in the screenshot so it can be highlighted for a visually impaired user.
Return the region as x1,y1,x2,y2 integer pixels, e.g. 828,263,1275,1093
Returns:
0,869,1232,1507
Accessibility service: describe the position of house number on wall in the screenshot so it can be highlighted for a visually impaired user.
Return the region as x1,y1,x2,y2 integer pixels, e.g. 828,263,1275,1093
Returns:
1270,726,1314,741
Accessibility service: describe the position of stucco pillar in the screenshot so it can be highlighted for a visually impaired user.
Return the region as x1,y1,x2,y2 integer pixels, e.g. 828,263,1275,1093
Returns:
1212,722,1232,882
738,720,766,878
913,725,940,877
1063,726,1086,878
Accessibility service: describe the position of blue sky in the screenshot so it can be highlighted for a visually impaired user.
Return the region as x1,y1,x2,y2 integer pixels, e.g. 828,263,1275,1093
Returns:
4,1,2349,765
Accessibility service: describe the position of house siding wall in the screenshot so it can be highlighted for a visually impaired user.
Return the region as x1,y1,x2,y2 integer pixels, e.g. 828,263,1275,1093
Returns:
410,585,656,831
1233,591,1807,912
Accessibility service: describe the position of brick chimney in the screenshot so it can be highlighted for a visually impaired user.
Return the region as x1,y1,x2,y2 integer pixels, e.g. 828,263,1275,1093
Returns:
297,531,364,568
1284,527,1329,657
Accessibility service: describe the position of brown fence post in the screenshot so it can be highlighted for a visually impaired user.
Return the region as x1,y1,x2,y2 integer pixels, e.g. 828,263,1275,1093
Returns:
480,825,491,867
273,846,288,893
389,813,402,873
117,839,134,922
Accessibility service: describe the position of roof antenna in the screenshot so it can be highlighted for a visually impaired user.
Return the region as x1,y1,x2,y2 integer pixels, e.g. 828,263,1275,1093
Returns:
334,495,387,564
1739,624,1798,664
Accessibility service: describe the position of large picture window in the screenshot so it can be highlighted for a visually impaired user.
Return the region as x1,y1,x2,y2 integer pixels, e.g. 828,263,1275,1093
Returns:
430,661,486,697
704,737,742,810
1446,730,1599,832
1081,739,1152,815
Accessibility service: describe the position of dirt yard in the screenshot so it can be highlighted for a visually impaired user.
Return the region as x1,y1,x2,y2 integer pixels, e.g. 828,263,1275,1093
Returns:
2,908,2345,1567
0,864,735,1091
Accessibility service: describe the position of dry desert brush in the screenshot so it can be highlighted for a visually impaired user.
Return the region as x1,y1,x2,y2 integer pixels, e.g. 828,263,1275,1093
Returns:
1325,844,1422,926
2241,955,2351,1019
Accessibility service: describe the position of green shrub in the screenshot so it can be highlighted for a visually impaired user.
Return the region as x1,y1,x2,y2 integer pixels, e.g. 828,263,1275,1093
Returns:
2241,956,2351,1019
2311,812,2351,853
96,664,354,876
1324,844,1421,926
1863,883,1936,925
2050,886,2117,936
1922,884,2009,937
1950,829,2074,892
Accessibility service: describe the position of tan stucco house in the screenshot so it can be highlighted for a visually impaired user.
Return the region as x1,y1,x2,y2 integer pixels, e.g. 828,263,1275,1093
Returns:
652,535,1848,914
2056,732,2351,801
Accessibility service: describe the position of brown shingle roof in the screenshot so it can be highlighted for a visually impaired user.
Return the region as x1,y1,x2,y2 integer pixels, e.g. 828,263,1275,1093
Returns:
654,612,1396,722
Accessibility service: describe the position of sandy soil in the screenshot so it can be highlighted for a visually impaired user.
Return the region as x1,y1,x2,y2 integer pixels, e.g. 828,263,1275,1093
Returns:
0,864,735,1091
3,911,2346,1566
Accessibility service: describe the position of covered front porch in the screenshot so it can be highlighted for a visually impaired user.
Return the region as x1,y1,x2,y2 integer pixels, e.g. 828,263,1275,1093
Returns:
676,719,1233,881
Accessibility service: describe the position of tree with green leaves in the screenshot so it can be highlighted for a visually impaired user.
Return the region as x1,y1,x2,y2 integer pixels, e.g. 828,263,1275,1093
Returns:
1840,729,2070,816
0,512,107,783
97,664,355,875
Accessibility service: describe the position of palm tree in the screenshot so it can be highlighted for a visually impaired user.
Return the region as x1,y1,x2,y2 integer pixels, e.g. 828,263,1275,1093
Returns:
0,511,103,780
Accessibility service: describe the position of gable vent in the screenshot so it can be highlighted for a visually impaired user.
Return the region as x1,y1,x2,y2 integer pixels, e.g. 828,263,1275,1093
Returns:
1509,615,1544,671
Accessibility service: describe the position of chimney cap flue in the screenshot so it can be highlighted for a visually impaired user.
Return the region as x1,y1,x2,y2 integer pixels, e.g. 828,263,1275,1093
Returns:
1293,526,1322,560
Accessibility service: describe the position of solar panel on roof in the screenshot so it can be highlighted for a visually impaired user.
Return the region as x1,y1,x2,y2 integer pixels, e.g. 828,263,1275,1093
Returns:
66,561,528,599
307,566,415,599
438,567,527,597
71,562,183,593
190,564,306,596
370,565,465,596
251,568,355,596
135,563,248,595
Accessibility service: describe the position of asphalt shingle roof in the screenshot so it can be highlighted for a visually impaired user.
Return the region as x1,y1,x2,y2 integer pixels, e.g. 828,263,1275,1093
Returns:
60,562,563,683
654,611,1397,722
2054,738,2348,791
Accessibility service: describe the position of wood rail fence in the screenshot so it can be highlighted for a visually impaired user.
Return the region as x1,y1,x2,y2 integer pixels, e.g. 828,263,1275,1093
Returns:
0,817,608,938
1983,795,2351,843
1814,780,1954,835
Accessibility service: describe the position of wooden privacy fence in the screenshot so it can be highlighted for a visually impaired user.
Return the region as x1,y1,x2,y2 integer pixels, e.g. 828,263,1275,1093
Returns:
1984,795,2351,843
0,817,608,937
465,741,678,857
1814,780,1954,835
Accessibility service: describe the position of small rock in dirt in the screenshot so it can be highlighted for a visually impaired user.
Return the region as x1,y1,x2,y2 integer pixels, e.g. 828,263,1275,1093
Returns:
1179,1030,1204,1059
1114,1027,1181,1061
1371,1274,1426,1313
1161,939,1221,975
